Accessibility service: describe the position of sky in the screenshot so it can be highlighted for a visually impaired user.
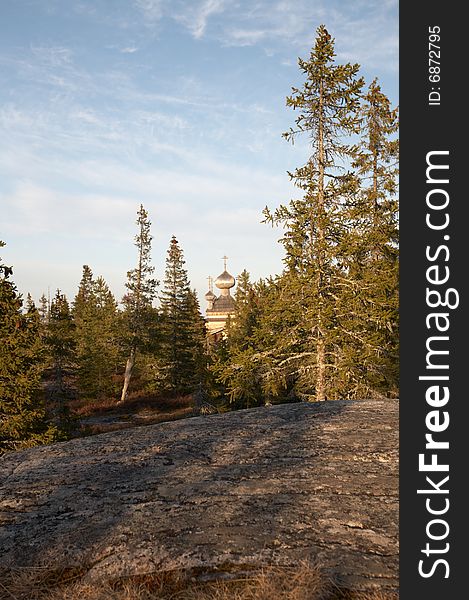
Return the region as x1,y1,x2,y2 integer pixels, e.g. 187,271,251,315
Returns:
0,0,398,308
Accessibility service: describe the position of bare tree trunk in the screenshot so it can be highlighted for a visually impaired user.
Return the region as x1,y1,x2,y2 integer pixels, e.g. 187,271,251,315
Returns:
119,347,136,404
316,332,326,401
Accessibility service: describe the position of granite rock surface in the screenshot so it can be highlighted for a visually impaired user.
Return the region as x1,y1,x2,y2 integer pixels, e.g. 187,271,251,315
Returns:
0,399,398,590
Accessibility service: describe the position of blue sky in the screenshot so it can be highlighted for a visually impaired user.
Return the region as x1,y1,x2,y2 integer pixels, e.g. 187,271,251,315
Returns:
0,0,398,308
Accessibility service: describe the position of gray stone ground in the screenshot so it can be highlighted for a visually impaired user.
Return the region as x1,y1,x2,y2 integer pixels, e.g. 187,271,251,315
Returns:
0,399,398,591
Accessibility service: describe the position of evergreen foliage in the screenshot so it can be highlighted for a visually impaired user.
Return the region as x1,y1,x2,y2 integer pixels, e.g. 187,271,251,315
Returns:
38,293,49,324
43,290,77,432
120,204,158,402
212,275,303,407
157,236,206,395
262,25,365,400
46,290,76,391
340,78,399,396
211,272,266,407
0,242,61,452
213,26,399,406
73,266,120,399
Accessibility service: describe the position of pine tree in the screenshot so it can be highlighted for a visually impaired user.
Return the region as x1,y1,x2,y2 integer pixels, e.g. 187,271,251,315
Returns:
120,205,158,403
0,242,61,452
158,236,206,395
264,25,364,400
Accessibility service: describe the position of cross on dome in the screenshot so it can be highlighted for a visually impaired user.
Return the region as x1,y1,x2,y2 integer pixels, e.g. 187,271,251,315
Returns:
214,255,235,290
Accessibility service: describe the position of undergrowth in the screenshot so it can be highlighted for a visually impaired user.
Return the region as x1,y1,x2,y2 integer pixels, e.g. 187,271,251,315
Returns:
0,563,398,600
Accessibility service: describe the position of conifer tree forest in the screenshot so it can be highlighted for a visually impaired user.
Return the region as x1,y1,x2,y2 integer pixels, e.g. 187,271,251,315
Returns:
0,26,398,452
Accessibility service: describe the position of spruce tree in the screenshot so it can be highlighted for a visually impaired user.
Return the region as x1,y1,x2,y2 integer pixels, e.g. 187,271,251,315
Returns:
72,266,94,392
74,265,94,314
336,79,399,396
264,25,364,400
120,205,158,403
47,291,76,390
73,266,120,399
185,288,207,381
93,275,121,395
45,291,76,426
158,236,206,395
211,276,281,408
0,242,61,452
228,270,259,351
26,293,35,311
38,293,49,324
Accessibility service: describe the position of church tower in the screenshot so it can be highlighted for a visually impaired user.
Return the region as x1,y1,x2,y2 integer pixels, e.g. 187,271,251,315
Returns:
205,256,236,340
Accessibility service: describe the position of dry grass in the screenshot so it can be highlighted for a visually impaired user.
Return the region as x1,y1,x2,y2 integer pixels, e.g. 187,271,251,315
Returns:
0,563,398,600
70,392,192,418
67,393,196,437
82,407,195,436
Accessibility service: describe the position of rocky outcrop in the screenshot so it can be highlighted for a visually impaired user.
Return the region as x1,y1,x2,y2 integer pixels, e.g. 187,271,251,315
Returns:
0,399,398,591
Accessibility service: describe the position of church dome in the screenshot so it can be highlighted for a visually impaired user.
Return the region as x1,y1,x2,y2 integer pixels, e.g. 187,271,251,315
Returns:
205,290,216,301
215,270,235,289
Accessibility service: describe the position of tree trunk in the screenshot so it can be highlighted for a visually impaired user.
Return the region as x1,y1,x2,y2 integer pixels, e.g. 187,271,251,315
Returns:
119,347,136,404
316,333,326,400
371,149,380,261
315,77,327,402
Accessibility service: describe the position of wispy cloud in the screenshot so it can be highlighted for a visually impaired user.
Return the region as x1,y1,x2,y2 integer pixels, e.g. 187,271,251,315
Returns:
24,1,397,71
133,0,165,23
175,0,227,39
200,0,397,71
72,109,102,125
30,44,73,67
225,28,267,46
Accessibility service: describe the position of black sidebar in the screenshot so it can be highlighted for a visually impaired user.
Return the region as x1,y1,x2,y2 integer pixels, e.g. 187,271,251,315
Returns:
400,3,466,598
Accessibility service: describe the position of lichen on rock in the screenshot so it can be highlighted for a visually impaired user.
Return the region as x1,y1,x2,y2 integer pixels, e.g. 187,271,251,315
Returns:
0,399,398,592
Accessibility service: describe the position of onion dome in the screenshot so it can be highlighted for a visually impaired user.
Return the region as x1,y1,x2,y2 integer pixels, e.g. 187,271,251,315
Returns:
215,270,235,290
205,290,216,301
